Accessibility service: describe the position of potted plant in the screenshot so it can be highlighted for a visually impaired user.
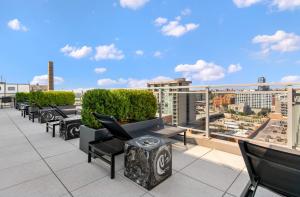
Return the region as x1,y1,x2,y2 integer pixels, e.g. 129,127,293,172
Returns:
79,89,161,153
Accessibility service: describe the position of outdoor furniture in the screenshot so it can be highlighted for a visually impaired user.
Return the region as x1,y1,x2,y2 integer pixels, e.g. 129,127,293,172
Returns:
0,96,13,108
46,121,61,137
20,103,29,118
46,105,81,140
28,104,43,122
88,113,184,179
239,140,300,197
38,105,77,123
124,135,172,190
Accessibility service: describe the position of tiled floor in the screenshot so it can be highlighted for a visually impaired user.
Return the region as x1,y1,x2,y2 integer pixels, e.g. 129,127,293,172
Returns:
0,108,280,197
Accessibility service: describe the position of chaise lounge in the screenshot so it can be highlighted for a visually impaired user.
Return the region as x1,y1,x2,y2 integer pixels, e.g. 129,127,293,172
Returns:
46,105,81,140
239,140,300,197
88,113,186,179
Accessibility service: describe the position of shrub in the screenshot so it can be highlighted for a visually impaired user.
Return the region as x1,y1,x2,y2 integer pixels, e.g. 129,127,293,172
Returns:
28,91,75,107
15,92,30,103
116,89,157,121
81,89,157,129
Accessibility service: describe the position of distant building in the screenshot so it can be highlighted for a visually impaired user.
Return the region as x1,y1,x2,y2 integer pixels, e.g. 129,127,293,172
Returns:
236,92,272,109
228,103,251,114
212,94,235,109
257,76,270,91
30,84,48,92
272,94,288,116
147,78,196,126
0,82,47,97
0,82,30,97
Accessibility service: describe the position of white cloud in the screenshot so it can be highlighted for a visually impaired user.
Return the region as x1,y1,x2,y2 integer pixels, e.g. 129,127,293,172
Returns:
232,0,261,8
30,75,64,85
252,30,300,54
97,78,127,86
154,17,168,26
155,16,199,37
228,64,242,73
135,50,144,56
181,8,192,16
272,0,300,10
94,44,124,61
120,0,149,10
127,76,172,88
60,45,92,59
153,51,162,58
97,76,172,88
233,0,300,10
175,59,226,81
94,67,107,74
281,75,300,82
7,19,28,32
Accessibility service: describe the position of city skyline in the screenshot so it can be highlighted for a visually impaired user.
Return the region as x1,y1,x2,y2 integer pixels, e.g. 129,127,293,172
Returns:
0,0,300,90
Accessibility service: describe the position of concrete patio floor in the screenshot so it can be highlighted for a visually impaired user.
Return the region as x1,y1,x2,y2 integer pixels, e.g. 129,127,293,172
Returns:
0,108,280,197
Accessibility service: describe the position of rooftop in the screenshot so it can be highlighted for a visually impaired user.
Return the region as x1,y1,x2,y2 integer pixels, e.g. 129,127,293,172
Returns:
0,108,280,197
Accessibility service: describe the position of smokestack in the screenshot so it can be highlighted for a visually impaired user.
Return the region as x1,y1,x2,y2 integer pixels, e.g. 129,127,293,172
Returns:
48,61,54,91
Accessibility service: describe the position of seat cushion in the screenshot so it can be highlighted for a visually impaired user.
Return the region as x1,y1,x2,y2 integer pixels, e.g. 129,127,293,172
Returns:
91,138,125,156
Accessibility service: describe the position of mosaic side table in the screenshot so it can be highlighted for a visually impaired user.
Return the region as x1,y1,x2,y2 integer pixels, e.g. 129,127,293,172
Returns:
124,135,172,190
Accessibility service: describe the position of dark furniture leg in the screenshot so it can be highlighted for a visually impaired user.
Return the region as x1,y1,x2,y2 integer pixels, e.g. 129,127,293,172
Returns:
52,125,56,137
46,122,49,132
111,156,115,179
184,131,186,145
88,146,92,163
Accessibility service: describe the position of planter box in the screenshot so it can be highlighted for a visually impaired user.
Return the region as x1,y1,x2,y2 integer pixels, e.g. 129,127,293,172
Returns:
79,118,164,154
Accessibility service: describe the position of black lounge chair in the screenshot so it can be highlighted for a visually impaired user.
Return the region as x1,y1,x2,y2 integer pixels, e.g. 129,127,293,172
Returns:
0,96,13,109
88,113,186,179
46,105,81,140
28,103,43,122
239,140,300,197
19,103,30,117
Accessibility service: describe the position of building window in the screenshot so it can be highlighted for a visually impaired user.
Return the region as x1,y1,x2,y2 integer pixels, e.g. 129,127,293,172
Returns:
7,87,15,91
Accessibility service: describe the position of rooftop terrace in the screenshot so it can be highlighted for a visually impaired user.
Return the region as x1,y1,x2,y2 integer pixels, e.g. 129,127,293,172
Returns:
0,108,281,197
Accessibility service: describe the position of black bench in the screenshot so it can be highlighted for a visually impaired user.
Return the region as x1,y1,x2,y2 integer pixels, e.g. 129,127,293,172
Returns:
88,113,186,179
0,96,13,109
239,140,300,197
46,105,81,140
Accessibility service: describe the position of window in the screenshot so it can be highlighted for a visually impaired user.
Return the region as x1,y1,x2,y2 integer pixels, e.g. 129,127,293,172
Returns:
7,87,15,91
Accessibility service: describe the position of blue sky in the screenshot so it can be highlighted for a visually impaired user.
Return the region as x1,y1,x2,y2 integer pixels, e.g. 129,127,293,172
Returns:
0,0,300,90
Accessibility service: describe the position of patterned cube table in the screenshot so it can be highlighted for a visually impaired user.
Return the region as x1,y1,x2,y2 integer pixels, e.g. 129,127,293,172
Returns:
124,135,172,190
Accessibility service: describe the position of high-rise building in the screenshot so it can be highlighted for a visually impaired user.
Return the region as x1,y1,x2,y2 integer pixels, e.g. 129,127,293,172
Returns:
147,78,196,126
273,94,288,116
257,76,270,91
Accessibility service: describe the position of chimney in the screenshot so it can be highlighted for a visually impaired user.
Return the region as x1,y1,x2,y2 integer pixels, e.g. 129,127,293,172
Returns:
48,61,54,91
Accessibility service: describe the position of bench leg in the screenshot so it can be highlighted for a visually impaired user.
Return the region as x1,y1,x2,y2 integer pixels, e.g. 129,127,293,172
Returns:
46,123,49,132
111,156,115,179
184,131,186,145
52,126,56,137
88,146,92,163
32,114,34,122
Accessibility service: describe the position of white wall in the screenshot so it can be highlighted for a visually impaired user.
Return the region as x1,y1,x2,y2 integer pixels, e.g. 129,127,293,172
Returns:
0,83,30,97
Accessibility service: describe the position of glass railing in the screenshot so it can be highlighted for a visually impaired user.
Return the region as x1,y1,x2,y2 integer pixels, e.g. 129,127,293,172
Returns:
145,82,300,149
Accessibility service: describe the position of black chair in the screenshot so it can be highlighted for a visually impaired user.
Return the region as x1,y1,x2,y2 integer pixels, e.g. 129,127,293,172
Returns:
46,105,81,140
239,140,300,197
28,103,43,122
88,113,186,179
88,113,135,179
0,96,13,109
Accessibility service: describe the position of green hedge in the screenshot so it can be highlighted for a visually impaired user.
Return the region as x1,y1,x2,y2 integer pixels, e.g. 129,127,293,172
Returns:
82,89,157,129
15,92,30,103
28,91,75,107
